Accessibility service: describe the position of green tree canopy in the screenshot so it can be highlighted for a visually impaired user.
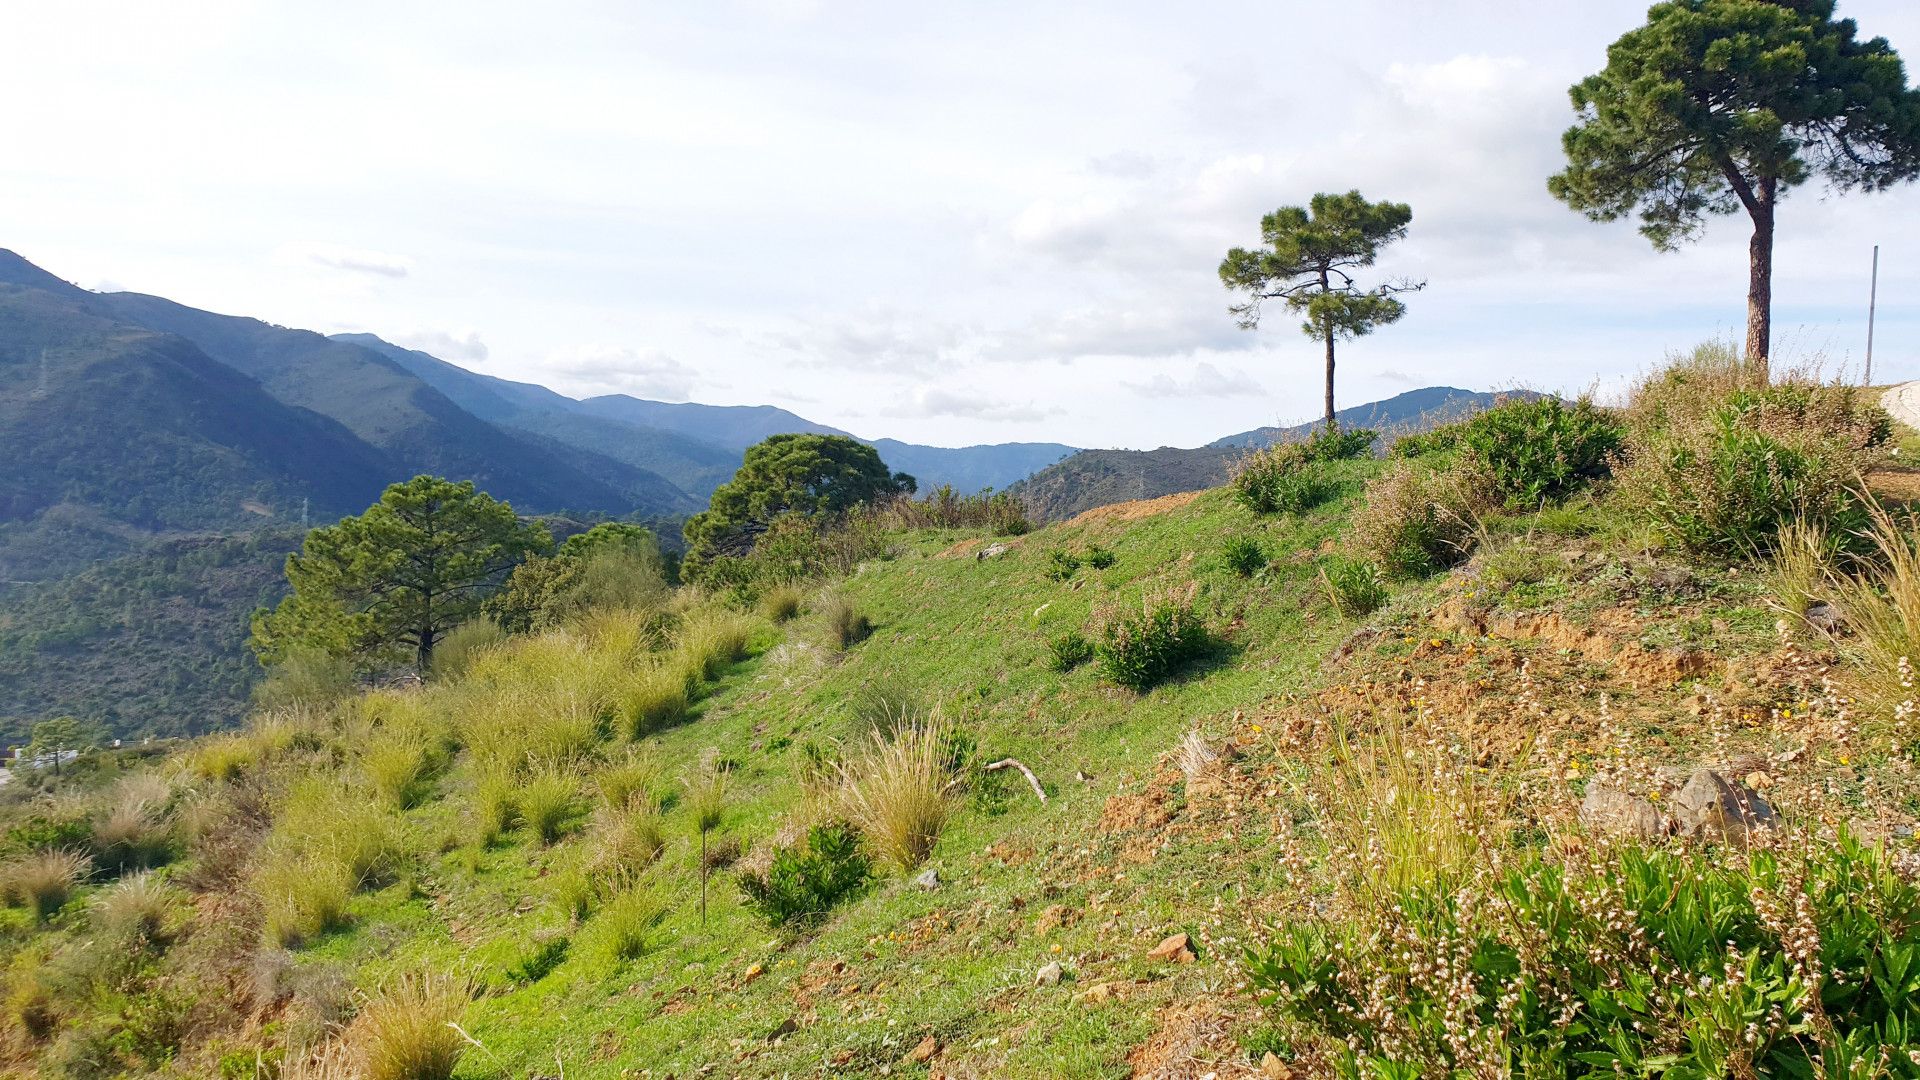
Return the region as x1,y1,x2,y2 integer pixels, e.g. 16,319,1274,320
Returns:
26,716,103,776
1219,191,1422,428
485,521,668,633
683,435,913,567
251,475,550,672
1549,0,1920,379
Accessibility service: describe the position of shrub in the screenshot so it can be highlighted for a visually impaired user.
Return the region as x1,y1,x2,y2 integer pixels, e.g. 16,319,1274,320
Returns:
617,664,689,737
1613,350,1891,558
819,594,872,650
1221,536,1267,577
518,768,582,845
1092,585,1208,692
758,584,804,623
738,822,871,928
873,486,1031,536
833,724,956,872
0,849,91,920
1043,548,1082,581
348,971,470,1080
1046,631,1095,672
1319,559,1388,617
1247,834,1920,1076
427,620,504,680
593,887,668,961
1231,454,1339,515
1350,458,1494,575
1455,396,1623,506
1084,545,1117,570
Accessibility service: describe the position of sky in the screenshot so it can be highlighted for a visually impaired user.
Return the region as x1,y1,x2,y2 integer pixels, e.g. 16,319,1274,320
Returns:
3,1,1919,450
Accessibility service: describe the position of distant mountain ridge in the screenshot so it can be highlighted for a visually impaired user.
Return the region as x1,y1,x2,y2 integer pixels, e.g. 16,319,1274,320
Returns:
1009,387,1536,522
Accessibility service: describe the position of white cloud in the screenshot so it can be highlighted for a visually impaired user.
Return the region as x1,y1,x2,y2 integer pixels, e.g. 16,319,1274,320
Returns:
1124,361,1262,398
275,242,413,278
899,386,1059,424
534,345,700,400
395,329,488,362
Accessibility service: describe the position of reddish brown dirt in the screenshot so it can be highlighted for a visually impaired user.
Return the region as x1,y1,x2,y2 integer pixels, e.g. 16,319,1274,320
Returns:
1064,491,1205,529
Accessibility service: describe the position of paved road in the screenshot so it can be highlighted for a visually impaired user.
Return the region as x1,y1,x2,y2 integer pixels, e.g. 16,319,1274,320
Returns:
1886,382,1920,431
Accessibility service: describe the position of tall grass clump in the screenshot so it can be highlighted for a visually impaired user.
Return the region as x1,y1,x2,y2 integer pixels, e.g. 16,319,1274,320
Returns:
1045,630,1095,672
470,766,518,847
758,584,804,623
1778,506,1920,716
617,664,690,737
592,887,668,961
0,849,91,920
1091,583,1208,692
361,731,444,810
679,608,755,679
1248,832,1920,1075
596,751,664,813
873,486,1031,536
818,594,872,651
518,767,582,844
1350,458,1494,575
1613,342,1892,558
1220,535,1266,576
427,620,505,680
91,871,178,943
833,723,956,871
92,775,175,873
256,855,354,946
348,971,471,1080
186,732,257,783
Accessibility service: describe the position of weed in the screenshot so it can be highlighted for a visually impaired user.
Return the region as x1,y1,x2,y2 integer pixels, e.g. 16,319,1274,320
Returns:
1043,548,1082,581
1092,584,1208,692
1084,545,1117,570
506,933,570,984
90,871,178,943
1221,536,1267,576
1455,395,1623,506
596,752,664,813
594,887,668,961
737,822,871,928
1045,630,1095,672
1350,458,1494,575
256,855,354,946
1319,558,1389,618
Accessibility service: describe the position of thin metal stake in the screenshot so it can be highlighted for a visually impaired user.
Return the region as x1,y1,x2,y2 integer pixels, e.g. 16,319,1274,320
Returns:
1866,244,1880,385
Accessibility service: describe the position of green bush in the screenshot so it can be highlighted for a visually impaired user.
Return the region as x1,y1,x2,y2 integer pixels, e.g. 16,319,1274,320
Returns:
1043,549,1082,581
1319,559,1388,617
1093,588,1208,692
738,823,871,928
1248,835,1920,1077
1221,536,1267,577
1084,545,1117,570
1046,631,1095,672
820,594,872,650
1231,456,1339,516
1456,397,1623,506
1350,459,1494,576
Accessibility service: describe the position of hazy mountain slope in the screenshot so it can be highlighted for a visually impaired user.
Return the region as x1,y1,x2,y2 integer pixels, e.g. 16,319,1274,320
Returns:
574,395,849,449
0,286,392,538
0,251,676,516
1011,387,1533,521
331,332,578,422
869,437,1076,493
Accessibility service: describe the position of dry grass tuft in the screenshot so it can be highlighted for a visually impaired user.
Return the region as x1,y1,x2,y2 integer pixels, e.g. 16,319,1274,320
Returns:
347,970,471,1080
834,722,955,872
1,849,91,920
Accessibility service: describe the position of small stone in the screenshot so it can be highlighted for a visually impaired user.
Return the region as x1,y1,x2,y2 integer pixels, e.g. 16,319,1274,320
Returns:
1804,600,1843,633
1146,933,1195,963
1077,981,1114,1003
977,543,1012,561
1579,784,1671,841
1670,769,1777,845
904,1035,938,1064
1259,1052,1294,1078
1035,960,1063,986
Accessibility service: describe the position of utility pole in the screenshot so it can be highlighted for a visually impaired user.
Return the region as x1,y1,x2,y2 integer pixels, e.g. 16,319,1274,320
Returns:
1866,245,1880,385
32,349,48,399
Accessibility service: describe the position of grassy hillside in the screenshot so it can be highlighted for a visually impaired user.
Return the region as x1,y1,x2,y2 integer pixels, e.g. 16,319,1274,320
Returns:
1,357,1917,1078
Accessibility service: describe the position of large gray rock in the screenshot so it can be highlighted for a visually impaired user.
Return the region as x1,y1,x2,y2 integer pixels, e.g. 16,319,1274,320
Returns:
1670,769,1777,844
1580,784,1671,841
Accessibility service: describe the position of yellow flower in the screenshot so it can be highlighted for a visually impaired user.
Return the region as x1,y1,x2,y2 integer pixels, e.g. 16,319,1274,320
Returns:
1250,724,1263,733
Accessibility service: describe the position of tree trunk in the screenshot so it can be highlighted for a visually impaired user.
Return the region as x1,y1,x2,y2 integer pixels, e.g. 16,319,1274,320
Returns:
416,629,433,676
1319,267,1336,429
1745,178,1775,385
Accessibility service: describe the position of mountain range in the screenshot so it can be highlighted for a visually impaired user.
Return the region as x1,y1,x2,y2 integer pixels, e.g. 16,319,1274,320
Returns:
0,248,1516,738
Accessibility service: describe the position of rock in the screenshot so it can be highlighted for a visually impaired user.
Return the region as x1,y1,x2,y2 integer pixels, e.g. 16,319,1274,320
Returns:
904,1034,939,1064
976,543,1011,561
1076,981,1115,1003
1670,769,1777,844
1146,932,1195,963
1804,600,1843,633
912,867,941,891
1035,960,1063,986
1579,784,1671,841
